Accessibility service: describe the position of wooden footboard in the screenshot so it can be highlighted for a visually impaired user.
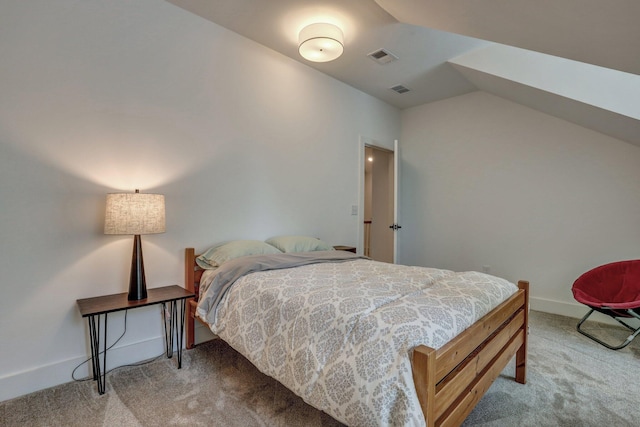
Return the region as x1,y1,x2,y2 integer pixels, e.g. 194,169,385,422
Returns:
184,247,528,425
413,280,529,426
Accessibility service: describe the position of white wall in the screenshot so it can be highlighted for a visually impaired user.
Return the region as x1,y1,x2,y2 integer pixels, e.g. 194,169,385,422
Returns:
399,91,640,318
0,0,400,401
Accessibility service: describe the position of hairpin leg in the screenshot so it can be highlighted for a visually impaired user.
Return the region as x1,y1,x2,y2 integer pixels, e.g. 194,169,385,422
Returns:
87,313,108,394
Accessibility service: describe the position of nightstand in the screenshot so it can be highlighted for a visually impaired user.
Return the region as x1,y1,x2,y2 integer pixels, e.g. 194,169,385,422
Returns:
333,245,356,253
76,285,195,394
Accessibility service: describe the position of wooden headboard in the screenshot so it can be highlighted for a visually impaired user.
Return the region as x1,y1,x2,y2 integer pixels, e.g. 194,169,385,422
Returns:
184,248,204,349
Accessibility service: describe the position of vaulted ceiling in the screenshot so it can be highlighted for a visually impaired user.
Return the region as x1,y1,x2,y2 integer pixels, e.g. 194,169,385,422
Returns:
166,0,640,146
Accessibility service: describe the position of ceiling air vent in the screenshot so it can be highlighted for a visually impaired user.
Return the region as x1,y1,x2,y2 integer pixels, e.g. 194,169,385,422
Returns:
367,48,398,64
390,84,410,94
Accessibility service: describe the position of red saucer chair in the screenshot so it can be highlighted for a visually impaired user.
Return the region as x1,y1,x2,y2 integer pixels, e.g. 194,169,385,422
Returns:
572,260,640,350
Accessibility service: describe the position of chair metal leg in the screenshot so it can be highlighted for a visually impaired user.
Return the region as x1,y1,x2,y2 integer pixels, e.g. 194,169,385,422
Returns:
576,308,640,350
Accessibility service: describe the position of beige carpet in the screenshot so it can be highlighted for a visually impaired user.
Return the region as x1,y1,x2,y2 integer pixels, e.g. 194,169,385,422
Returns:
1,311,639,426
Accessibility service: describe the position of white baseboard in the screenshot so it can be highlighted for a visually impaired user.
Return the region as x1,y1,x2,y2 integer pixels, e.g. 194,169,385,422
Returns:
530,296,622,326
0,335,168,402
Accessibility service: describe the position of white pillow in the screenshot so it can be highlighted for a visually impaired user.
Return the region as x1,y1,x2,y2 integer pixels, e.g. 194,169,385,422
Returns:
265,235,332,253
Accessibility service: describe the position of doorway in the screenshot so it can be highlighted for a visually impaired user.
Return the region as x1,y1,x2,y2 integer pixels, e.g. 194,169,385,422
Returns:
364,145,395,263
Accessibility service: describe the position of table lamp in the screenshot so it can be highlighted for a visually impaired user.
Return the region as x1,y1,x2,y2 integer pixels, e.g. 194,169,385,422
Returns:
104,189,166,300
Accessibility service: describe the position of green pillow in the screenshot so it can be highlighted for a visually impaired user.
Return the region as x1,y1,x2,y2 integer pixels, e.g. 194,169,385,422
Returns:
196,240,282,269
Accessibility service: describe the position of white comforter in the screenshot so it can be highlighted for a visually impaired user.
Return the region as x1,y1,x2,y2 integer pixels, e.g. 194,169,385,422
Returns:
197,256,517,427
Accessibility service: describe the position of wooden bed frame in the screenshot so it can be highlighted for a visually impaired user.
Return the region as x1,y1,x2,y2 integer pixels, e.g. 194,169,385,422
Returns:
183,247,528,427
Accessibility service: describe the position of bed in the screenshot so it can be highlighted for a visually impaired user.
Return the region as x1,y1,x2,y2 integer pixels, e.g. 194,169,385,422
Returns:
184,239,528,427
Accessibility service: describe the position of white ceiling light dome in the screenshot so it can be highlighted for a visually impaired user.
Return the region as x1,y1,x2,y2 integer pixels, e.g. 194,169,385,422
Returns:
298,23,344,63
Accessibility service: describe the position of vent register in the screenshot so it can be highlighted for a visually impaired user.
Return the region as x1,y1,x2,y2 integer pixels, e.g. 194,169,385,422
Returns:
390,85,410,94
367,48,398,64
366,48,410,95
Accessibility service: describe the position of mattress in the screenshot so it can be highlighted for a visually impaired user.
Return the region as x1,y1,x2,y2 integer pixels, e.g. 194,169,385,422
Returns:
196,252,518,426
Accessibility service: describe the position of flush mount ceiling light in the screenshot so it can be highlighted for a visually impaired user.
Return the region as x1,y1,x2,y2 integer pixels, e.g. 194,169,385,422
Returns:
298,23,344,63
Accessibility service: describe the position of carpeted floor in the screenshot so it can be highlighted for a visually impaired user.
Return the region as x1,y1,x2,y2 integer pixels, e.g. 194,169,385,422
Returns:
1,311,639,426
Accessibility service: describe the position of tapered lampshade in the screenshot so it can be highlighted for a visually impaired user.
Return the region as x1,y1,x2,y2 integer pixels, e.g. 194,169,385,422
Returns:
105,190,165,300
104,192,165,235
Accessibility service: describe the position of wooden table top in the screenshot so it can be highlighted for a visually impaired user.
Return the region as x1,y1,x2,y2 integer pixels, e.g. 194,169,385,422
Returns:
76,285,195,317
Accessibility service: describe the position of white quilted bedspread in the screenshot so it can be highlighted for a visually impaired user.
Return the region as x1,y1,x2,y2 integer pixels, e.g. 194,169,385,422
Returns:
200,258,517,427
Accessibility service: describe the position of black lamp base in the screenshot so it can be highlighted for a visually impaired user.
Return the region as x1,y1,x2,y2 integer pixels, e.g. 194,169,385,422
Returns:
128,234,148,301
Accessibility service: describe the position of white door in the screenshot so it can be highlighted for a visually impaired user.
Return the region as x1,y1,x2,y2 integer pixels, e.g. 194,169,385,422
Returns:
392,139,400,263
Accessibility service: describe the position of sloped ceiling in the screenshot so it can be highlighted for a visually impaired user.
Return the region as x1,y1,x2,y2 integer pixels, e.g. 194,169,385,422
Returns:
375,0,640,76
166,0,490,109
449,45,640,145
374,0,640,146
166,0,640,146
